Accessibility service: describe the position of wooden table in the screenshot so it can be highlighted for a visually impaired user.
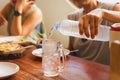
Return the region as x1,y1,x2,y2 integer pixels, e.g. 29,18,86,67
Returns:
0,47,110,80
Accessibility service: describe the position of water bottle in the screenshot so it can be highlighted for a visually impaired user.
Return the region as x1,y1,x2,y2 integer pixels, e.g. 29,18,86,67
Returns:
54,20,110,41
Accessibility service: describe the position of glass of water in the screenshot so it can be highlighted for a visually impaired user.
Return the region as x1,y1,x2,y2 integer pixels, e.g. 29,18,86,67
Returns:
42,39,65,77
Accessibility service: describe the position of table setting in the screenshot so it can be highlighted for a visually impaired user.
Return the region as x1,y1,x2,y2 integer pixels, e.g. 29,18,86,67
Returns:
0,36,110,80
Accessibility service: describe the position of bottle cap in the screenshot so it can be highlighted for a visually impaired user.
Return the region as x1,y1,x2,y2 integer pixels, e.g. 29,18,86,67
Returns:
54,22,60,30
111,23,120,31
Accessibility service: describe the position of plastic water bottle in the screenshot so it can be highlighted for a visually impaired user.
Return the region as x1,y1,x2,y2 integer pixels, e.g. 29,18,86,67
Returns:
54,20,110,41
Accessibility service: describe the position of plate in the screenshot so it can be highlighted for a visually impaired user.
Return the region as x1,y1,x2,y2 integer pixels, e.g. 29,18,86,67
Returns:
0,62,20,79
0,36,23,43
32,48,43,57
32,48,70,58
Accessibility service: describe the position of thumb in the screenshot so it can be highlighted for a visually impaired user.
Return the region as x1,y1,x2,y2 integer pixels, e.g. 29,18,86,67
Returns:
27,0,34,4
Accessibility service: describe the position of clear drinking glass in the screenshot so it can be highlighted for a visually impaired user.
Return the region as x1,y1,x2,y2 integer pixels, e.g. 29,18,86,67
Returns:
42,39,65,77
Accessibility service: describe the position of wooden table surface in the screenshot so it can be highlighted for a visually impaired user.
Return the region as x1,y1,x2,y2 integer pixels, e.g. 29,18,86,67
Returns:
0,47,110,80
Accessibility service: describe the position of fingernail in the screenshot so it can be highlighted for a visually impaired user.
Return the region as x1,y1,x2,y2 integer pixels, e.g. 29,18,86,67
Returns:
91,35,95,39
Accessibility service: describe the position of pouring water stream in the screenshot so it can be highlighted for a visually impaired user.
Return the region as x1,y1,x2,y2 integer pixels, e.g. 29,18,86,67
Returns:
48,27,79,53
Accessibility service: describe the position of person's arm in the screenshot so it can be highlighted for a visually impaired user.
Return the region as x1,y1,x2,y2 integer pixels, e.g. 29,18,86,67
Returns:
103,3,120,23
11,0,42,36
79,3,120,39
0,3,10,26
67,9,83,21
66,0,82,9
11,9,42,36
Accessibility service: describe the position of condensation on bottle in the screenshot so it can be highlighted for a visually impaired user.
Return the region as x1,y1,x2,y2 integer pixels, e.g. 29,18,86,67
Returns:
54,20,110,41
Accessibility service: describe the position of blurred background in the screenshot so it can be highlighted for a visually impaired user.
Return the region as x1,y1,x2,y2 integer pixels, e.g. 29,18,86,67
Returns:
0,0,119,48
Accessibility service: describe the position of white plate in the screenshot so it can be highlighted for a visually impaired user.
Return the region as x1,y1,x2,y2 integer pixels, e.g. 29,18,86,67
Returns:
0,62,20,79
32,48,70,58
0,36,23,43
32,48,43,57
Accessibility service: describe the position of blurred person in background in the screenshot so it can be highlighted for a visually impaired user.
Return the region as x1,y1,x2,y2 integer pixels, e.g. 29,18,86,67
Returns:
0,0,46,43
67,0,120,65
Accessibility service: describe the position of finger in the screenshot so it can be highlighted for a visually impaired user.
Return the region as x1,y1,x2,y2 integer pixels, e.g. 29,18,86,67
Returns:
78,18,84,35
2,21,7,26
2,19,7,25
27,0,34,4
36,38,43,45
90,15,95,39
0,18,4,25
67,13,75,20
4,19,8,25
0,22,3,26
67,14,72,20
0,18,2,23
0,18,7,26
72,13,76,20
83,15,89,38
28,0,34,1
94,16,100,35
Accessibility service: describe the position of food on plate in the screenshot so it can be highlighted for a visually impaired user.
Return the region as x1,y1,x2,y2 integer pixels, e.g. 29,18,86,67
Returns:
0,42,23,53
0,42,26,59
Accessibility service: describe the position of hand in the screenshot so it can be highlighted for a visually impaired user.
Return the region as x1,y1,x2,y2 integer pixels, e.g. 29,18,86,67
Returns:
79,8,103,39
67,10,82,21
15,0,34,12
36,38,43,48
36,38,43,45
0,13,8,26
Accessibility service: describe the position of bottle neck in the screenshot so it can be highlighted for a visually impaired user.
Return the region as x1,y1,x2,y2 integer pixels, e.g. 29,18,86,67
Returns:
54,22,60,30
